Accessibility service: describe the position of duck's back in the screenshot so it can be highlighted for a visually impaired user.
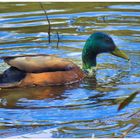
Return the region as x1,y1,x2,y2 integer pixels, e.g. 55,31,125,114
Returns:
1,54,75,73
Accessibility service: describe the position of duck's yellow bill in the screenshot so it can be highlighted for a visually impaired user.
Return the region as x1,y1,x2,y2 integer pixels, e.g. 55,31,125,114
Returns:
111,47,129,60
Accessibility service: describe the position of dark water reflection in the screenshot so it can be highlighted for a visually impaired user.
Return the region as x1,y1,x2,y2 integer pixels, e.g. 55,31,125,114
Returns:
0,2,140,138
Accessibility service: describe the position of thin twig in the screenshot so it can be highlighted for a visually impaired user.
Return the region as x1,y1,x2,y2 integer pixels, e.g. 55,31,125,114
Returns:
39,2,51,43
120,124,139,138
129,110,140,118
56,31,60,48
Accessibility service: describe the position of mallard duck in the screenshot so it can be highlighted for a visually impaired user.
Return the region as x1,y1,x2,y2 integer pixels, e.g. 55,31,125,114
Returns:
0,32,129,88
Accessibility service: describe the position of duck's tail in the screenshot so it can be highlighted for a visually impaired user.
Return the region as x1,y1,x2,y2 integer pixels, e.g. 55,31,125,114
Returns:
0,66,26,89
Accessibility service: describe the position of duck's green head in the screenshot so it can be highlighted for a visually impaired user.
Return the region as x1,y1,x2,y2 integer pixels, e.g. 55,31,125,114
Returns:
82,32,129,71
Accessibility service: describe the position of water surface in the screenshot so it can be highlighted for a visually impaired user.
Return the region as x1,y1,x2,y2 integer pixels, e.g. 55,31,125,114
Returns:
0,2,140,138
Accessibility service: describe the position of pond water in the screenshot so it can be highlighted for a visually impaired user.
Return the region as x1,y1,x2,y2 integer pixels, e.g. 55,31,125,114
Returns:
0,2,140,138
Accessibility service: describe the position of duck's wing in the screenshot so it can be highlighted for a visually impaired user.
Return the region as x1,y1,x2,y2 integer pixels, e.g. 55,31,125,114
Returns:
1,54,74,73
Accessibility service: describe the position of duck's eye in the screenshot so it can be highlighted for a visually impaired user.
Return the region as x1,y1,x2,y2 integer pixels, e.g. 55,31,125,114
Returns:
104,38,111,42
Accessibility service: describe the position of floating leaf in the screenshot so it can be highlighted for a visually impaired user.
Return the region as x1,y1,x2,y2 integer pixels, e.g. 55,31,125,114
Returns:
118,91,140,111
